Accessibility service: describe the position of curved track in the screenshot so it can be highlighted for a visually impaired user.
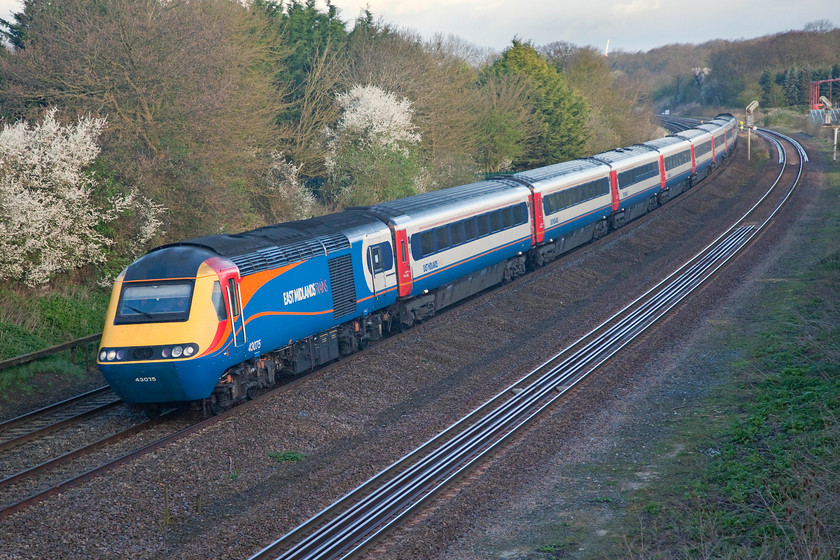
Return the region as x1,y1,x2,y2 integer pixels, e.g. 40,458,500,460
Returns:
248,128,807,560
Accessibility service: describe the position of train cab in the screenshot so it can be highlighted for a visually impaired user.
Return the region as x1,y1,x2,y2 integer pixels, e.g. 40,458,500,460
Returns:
98,246,243,404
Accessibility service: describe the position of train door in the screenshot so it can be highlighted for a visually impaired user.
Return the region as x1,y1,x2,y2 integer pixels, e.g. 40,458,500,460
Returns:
609,169,620,212
393,229,413,297
365,233,395,302
222,273,246,347
658,154,666,190
530,193,545,244
690,144,697,174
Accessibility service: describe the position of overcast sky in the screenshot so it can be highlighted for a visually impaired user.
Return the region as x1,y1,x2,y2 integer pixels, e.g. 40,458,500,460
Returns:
0,0,837,53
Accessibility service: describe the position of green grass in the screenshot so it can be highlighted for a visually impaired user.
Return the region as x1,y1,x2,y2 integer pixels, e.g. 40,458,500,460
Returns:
0,283,110,395
268,451,306,463
614,141,840,559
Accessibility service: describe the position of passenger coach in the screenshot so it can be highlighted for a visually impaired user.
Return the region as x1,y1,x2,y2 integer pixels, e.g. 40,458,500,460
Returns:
511,159,612,266
367,178,534,324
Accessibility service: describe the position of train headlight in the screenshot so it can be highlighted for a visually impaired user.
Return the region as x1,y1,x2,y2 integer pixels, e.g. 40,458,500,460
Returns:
116,349,125,360
99,350,107,361
183,345,195,357
172,346,183,358
107,350,117,361
161,347,171,358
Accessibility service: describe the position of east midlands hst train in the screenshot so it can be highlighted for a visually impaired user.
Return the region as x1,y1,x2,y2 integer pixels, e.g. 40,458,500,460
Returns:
98,114,737,414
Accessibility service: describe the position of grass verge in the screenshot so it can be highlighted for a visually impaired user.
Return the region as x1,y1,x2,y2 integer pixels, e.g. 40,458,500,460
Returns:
615,141,840,558
0,284,110,396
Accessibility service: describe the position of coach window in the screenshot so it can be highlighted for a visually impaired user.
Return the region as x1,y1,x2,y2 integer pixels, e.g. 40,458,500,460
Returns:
542,194,554,215
489,210,502,233
420,230,435,257
516,203,528,225
499,207,511,229
435,226,450,252
450,221,465,246
369,245,384,273
380,242,394,271
228,278,239,317
212,281,227,321
477,214,490,237
464,217,477,241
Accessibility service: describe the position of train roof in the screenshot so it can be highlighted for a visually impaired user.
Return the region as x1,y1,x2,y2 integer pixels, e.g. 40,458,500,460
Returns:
674,129,711,142
642,136,688,150
153,210,390,276
589,144,658,165
696,123,725,134
365,178,527,224
510,158,607,186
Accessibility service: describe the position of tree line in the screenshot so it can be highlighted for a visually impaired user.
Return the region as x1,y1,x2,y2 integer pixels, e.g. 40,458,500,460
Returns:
610,21,840,110
0,0,657,287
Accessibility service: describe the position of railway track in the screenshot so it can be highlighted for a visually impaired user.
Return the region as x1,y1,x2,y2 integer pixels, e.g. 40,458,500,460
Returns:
0,405,207,520
0,386,120,453
0,367,316,520
248,127,807,560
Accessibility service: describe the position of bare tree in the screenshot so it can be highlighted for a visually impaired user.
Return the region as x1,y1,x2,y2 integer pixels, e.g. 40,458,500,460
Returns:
2,0,286,238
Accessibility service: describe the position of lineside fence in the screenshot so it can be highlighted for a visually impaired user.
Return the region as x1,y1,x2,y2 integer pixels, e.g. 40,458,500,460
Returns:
0,334,101,372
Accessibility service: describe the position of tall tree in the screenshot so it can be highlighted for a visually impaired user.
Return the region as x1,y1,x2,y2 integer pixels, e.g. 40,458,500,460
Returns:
487,40,588,169
1,0,286,239
260,0,348,174
0,109,163,286
544,43,659,152
471,73,535,174
344,21,485,188
324,84,422,205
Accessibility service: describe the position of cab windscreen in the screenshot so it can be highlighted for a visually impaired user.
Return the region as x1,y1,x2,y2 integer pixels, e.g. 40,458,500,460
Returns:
115,281,195,324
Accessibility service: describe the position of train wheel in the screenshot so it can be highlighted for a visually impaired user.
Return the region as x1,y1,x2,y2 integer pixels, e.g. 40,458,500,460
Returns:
208,394,225,416
593,220,609,240
246,385,259,401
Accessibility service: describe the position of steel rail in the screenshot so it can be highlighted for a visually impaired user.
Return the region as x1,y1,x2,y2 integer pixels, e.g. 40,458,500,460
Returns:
0,417,159,491
0,409,219,521
0,388,122,453
0,385,112,432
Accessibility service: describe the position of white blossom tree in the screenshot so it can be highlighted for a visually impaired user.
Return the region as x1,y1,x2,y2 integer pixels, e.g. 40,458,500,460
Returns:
324,84,423,205
0,109,164,286
263,152,316,221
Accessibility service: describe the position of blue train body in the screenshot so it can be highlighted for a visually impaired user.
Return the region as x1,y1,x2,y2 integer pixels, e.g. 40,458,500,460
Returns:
98,114,738,413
